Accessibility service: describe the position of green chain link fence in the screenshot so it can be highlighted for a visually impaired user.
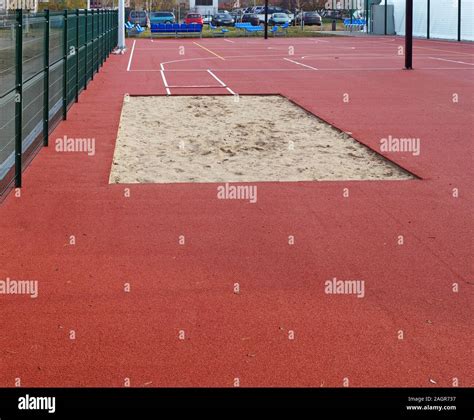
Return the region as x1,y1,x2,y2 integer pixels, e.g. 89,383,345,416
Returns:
0,9,118,199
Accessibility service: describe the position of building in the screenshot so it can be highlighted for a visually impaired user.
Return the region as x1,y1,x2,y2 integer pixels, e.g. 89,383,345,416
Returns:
189,0,218,16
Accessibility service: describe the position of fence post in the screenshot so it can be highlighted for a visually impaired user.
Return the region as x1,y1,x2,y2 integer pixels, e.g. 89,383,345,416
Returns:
427,0,430,39
100,10,104,67
14,9,23,188
84,9,88,89
74,9,79,103
62,9,68,120
458,0,461,42
91,10,94,80
43,9,50,146
102,10,105,66
384,0,387,35
405,0,413,70
108,11,110,52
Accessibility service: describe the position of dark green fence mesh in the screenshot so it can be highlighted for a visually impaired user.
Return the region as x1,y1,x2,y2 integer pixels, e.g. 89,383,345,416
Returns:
0,9,118,198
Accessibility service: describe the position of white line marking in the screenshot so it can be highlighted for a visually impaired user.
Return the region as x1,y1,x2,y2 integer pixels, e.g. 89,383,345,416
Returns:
207,69,235,95
127,40,136,72
224,39,234,43
135,67,474,72
414,45,474,56
428,56,474,66
207,69,226,87
283,57,318,70
167,85,222,88
160,70,171,95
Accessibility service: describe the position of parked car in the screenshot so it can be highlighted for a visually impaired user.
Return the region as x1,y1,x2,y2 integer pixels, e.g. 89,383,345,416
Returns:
230,9,244,22
202,14,213,24
295,11,322,26
256,7,294,23
269,13,290,25
184,13,204,25
212,13,235,27
149,11,175,25
241,13,260,26
322,9,344,20
129,10,148,27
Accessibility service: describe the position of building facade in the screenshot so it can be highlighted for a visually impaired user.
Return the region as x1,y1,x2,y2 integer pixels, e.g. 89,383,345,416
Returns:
189,0,218,16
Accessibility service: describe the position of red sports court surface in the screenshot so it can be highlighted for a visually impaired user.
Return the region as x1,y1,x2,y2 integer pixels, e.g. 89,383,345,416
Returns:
0,36,472,387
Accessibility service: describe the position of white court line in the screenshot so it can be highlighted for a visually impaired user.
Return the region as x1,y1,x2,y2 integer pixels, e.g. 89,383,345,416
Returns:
207,69,236,95
414,45,474,56
283,57,318,70
127,40,136,72
224,39,235,43
160,69,171,95
429,57,474,66
133,67,474,73
167,85,223,88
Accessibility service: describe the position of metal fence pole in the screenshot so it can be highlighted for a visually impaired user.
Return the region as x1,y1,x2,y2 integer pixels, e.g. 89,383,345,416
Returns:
427,0,430,39
365,0,369,34
84,9,88,89
102,10,105,64
75,9,79,102
91,10,94,80
384,0,387,35
405,0,413,70
43,9,50,146
14,9,23,188
62,9,68,120
458,0,461,42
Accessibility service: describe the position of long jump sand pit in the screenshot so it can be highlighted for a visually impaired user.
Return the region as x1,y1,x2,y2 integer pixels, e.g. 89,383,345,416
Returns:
109,95,414,184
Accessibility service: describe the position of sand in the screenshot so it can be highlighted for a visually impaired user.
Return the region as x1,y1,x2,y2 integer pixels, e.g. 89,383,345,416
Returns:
109,95,414,184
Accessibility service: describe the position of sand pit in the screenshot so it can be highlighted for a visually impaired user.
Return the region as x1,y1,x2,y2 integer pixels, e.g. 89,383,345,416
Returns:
109,95,414,184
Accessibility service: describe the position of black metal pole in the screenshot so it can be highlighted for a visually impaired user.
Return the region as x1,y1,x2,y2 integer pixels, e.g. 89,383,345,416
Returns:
427,0,430,39
84,9,88,89
405,0,413,70
75,9,79,103
457,0,461,42
43,9,49,146
365,0,369,34
15,9,23,188
264,0,268,39
384,0,387,35
62,9,68,120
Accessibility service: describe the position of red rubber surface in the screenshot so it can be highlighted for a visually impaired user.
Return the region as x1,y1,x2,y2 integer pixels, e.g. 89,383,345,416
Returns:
0,36,472,387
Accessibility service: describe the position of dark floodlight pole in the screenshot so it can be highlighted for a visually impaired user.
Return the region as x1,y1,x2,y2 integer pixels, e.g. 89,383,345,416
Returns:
457,0,461,42
405,0,413,69
427,0,430,39
264,0,268,39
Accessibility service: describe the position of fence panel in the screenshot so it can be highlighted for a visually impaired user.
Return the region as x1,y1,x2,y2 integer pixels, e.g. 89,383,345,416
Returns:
0,8,117,199
0,14,17,193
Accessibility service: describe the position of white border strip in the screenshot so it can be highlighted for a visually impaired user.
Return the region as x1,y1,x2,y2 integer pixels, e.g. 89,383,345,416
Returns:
127,40,136,72
207,69,236,95
283,57,318,70
429,56,474,66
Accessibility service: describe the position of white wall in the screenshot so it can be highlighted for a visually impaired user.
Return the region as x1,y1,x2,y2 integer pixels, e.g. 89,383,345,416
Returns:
387,0,473,41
